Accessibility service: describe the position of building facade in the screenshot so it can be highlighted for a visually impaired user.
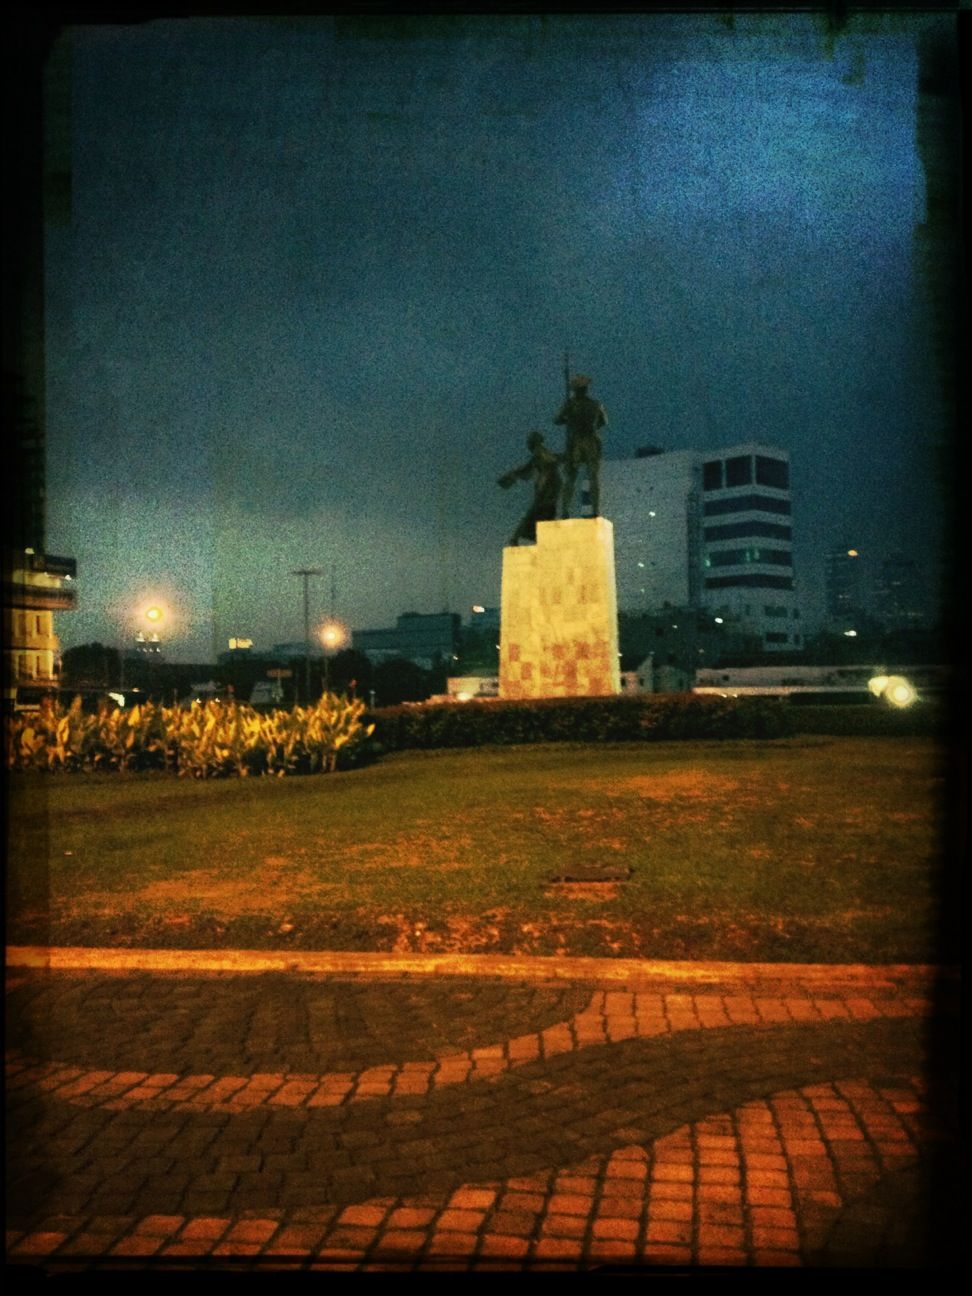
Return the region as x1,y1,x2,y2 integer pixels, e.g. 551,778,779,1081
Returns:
871,553,928,632
601,442,802,652
353,612,460,670
4,26,76,709
825,545,866,625
3,550,76,706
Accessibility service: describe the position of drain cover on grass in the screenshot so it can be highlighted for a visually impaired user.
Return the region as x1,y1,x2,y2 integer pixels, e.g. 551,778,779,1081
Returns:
546,862,632,885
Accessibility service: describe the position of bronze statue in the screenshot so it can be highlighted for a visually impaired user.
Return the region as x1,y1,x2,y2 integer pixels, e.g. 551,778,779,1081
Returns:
555,373,607,517
498,431,563,546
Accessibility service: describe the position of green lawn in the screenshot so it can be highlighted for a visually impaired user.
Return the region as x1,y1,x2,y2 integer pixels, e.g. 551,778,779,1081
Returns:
6,737,950,962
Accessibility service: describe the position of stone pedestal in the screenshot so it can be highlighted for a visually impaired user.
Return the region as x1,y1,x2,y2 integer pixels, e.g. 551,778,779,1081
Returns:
499,517,621,700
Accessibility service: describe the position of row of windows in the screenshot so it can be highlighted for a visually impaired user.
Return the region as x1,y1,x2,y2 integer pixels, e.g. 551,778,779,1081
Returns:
703,455,789,492
705,575,794,590
703,494,791,518
704,520,791,542
705,548,792,568
9,612,49,637
14,653,48,679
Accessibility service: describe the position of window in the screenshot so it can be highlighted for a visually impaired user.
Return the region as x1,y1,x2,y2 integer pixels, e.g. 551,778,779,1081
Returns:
725,455,752,487
704,521,791,542
703,460,723,490
703,494,791,517
765,632,789,644
705,575,794,590
707,548,791,568
755,456,789,489
763,605,788,617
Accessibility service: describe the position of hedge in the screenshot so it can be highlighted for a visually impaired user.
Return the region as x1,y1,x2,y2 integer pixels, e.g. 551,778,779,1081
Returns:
370,693,792,750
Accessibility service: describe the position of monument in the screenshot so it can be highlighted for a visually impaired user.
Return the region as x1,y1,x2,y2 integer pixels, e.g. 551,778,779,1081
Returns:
497,372,621,701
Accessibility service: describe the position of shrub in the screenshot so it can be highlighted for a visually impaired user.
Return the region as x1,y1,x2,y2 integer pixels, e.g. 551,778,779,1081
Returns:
4,694,374,778
370,693,791,750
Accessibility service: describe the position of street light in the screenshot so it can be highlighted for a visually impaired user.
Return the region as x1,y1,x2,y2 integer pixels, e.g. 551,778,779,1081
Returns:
318,619,349,693
291,567,324,704
119,601,167,697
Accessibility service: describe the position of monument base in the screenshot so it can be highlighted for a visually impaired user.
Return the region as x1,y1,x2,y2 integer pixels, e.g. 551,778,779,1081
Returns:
499,517,621,700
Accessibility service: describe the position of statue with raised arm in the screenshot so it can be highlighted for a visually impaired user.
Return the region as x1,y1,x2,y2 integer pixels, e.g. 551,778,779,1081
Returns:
497,431,563,546
555,373,607,517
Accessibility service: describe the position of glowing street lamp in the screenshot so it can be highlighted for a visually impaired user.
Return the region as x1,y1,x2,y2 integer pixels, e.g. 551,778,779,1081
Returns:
318,619,348,692
119,601,168,694
318,620,348,652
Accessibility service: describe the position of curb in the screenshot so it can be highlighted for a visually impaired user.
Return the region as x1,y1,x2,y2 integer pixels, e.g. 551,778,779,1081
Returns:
5,945,949,990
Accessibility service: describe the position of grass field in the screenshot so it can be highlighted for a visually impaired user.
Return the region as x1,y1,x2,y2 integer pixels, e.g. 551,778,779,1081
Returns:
6,736,950,963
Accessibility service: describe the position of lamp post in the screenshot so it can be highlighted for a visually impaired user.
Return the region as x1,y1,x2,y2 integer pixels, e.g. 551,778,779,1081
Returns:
291,568,323,704
317,619,348,694
119,603,166,699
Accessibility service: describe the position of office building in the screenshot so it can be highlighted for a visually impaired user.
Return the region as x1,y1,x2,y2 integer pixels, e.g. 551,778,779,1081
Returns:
871,553,928,632
601,442,801,652
353,612,460,670
825,545,866,625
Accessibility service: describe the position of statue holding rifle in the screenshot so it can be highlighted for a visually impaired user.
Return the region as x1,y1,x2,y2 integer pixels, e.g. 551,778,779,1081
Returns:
554,371,607,518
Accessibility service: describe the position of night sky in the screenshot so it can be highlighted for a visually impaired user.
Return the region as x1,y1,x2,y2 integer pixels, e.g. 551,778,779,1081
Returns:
43,11,952,662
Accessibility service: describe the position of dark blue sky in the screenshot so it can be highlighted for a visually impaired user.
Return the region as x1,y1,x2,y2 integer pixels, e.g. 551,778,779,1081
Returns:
43,11,952,661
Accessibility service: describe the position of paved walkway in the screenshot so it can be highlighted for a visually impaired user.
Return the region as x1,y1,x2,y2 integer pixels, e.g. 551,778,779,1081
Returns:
5,948,960,1271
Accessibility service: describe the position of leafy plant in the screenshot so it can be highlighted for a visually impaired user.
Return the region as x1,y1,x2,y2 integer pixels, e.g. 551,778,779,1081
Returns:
4,694,375,778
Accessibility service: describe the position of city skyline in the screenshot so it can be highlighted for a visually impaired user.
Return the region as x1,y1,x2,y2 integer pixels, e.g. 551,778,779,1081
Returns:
37,12,956,662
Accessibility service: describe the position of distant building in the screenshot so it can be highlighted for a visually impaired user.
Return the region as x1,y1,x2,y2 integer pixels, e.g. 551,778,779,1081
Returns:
353,612,460,670
619,607,760,676
825,545,867,626
458,605,501,674
446,675,499,700
271,642,313,660
871,553,928,632
217,637,255,666
601,442,802,652
131,631,163,661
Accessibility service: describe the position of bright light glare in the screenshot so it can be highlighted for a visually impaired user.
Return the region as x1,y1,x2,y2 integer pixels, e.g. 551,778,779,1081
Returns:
869,674,917,708
847,549,859,557
884,675,918,708
471,605,485,614
318,619,348,650
843,629,857,637
714,616,724,624
145,605,163,623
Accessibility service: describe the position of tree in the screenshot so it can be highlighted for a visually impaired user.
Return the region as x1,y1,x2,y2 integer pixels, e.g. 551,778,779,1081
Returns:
60,642,119,688
323,649,374,697
373,657,431,706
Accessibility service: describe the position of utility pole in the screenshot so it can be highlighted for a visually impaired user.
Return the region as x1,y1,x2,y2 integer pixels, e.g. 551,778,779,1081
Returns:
291,567,323,704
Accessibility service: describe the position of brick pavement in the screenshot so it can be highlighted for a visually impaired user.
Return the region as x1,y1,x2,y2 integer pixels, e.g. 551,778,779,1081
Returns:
5,950,960,1272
